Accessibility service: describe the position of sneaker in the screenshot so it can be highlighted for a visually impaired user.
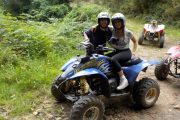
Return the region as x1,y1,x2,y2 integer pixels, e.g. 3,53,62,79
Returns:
117,76,129,90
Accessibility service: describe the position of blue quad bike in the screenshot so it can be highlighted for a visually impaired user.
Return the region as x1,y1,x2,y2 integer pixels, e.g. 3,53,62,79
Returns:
51,42,160,120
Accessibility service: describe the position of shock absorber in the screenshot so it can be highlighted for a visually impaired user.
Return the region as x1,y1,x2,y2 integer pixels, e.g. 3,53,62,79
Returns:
79,77,89,95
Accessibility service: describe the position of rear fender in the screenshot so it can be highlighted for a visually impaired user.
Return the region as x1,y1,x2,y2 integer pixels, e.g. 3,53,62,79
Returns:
123,60,159,86
170,53,180,60
167,45,180,55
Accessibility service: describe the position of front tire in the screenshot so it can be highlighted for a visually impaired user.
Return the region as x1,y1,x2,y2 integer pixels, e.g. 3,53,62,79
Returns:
51,75,67,102
70,96,105,120
155,59,170,80
133,78,160,108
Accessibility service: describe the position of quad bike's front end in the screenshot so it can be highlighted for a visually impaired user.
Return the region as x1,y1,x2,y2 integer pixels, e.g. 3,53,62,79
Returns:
51,42,116,103
51,73,108,120
55,64,114,104
138,20,165,48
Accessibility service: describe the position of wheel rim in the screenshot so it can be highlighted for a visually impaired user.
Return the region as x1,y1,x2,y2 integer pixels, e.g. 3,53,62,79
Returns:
83,106,99,120
169,58,180,77
145,88,157,104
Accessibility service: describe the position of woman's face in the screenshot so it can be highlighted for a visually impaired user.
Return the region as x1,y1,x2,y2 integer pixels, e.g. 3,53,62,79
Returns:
114,20,122,29
99,18,109,28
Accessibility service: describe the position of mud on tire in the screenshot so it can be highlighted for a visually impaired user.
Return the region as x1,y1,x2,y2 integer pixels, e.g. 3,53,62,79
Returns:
51,75,67,102
70,96,104,120
155,59,169,80
133,78,160,108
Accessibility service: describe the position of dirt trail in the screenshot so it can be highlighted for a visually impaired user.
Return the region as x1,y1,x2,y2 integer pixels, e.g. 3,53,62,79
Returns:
2,39,180,120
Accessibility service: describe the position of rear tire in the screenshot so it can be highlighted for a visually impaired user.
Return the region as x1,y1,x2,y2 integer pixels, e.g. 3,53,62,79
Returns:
70,96,104,120
133,78,160,108
51,75,67,102
155,59,169,80
138,32,144,45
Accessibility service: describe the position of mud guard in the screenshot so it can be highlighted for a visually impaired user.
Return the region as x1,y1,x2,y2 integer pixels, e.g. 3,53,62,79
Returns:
69,68,107,79
69,68,111,97
123,60,159,86
61,57,78,71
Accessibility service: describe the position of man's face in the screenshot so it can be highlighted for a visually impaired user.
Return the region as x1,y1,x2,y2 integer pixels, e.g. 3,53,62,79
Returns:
99,18,109,28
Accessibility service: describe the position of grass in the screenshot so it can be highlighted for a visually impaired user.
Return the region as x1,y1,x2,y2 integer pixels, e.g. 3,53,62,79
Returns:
0,50,80,116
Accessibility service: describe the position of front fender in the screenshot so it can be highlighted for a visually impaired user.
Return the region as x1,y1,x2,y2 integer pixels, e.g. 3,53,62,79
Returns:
61,57,78,71
123,60,159,85
69,68,108,80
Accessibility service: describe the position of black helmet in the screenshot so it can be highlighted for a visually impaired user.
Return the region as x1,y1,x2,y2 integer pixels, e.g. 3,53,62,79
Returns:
111,13,125,28
97,12,110,25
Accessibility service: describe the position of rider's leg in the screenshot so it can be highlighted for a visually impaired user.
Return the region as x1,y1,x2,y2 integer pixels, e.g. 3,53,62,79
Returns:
117,70,128,90
110,49,131,90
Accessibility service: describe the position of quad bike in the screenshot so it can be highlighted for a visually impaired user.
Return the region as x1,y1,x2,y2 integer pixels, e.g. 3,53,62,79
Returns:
138,20,165,48
51,41,160,120
155,44,180,80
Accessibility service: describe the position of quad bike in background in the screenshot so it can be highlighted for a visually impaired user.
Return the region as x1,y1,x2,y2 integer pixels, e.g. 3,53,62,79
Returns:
138,20,165,48
155,44,180,80
51,41,160,120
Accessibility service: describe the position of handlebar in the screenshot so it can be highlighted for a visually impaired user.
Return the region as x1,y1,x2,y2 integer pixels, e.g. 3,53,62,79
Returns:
96,46,115,52
80,42,115,56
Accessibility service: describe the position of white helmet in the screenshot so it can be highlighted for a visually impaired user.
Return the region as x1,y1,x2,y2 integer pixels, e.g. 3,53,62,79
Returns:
97,12,110,25
111,13,126,28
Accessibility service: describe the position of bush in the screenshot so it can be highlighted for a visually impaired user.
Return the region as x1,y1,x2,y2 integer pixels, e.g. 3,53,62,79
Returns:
67,4,105,23
47,0,70,4
44,4,69,18
22,4,70,22
0,45,19,66
0,15,52,58
2,0,32,15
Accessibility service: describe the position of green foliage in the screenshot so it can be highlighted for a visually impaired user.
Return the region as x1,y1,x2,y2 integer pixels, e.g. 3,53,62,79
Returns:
164,1,180,26
0,17,52,57
99,0,180,27
67,4,105,23
43,4,70,19
21,4,71,22
0,15,52,58
0,45,20,66
1,0,70,16
2,0,32,15
47,0,70,4
131,0,180,27
31,0,49,9
133,0,161,14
